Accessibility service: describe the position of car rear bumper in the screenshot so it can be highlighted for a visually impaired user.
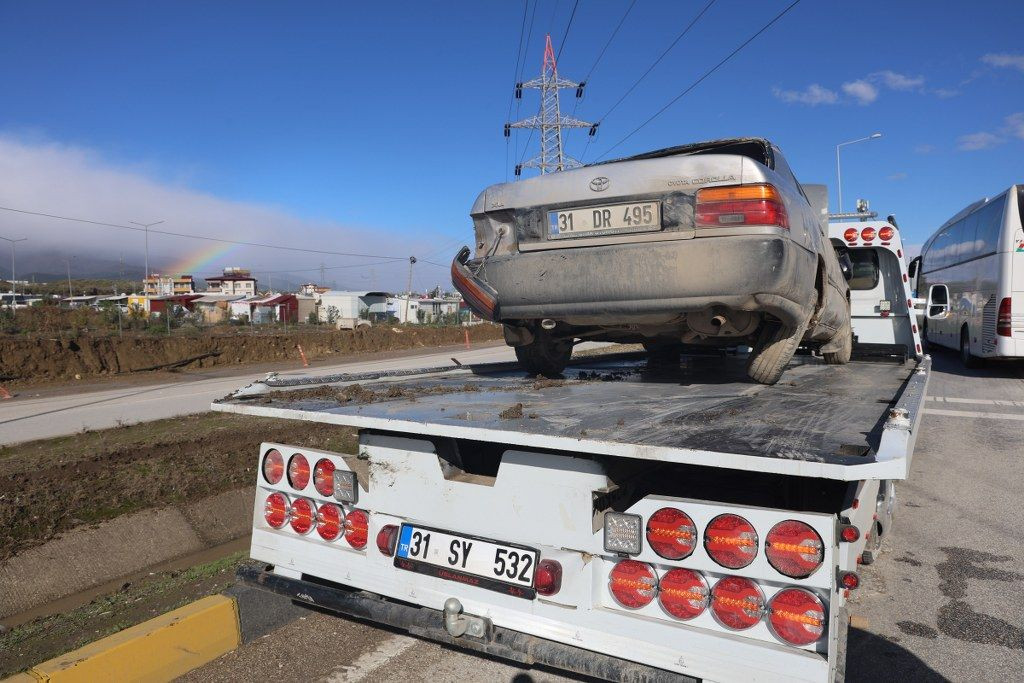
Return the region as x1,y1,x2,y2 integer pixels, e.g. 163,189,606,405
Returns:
471,234,817,328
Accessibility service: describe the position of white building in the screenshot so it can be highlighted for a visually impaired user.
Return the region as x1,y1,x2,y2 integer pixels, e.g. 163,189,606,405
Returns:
317,291,388,325
205,268,257,296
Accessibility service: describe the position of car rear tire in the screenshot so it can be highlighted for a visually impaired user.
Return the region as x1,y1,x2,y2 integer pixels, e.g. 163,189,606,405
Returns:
960,326,982,369
746,318,808,385
515,330,573,378
823,323,853,365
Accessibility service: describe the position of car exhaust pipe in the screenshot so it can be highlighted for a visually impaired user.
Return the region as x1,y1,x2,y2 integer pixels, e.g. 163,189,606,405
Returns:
540,319,557,330
710,315,727,328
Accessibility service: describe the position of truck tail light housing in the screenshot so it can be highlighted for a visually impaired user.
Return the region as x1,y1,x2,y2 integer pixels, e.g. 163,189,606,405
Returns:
289,498,316,535
313,458,335,497
658,568,709,621
704,514,758,569
765,520,824,578
646,507,697,560
768,588,826,646
316,502,343,541
344,509,369,549
535,559,562,596
287,453,310,490
608,560,657,609
711,576,764,630
997,297,1012,337
262,449,284,484
695,184,788,230
264,492,288,529
376,524,399,556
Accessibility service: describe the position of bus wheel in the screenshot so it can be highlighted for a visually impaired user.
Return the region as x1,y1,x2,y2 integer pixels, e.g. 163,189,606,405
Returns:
960,326,983,369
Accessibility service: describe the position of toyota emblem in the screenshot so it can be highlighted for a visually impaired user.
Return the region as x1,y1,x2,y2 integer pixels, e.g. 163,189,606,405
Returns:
589,176,609,192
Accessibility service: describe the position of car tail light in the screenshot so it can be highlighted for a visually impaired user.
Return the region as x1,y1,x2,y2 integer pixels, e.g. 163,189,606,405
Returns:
344,509,369,549
695,184,788,229
878,226,895,242
262,449,284,484
646,507,697,560
769,588,826,646
287,453,310,490
704,514,758,569
376,524,399,555
316,502,343,541
860,227,876,242
264,492,288,529
289,497,316,535
535,559,562,596
765,520,824,578
452,246,499,321
997,298,1012,337
711,576,764,630
313,458,335,497
608,560,657,609
843,227,858,242
658,568,709,621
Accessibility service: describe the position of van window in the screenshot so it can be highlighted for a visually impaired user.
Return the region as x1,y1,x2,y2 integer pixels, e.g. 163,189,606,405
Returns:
848,249,880,290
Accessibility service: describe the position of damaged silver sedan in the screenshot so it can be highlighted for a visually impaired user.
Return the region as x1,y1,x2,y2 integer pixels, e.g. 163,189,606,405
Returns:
453,138,852,384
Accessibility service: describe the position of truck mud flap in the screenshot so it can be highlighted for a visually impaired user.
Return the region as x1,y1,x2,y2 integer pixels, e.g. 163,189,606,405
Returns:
237,565,694,683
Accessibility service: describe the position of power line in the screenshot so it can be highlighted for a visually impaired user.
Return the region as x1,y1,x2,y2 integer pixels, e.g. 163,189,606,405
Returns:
513,0,541,176
596,0,803,161
506,0,531,182
571,0,638,117
555,0,580,64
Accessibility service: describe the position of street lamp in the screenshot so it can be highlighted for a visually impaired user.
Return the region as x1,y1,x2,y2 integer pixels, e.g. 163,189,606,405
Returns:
0,236,27,297
130,220,164,286
835,133,882,213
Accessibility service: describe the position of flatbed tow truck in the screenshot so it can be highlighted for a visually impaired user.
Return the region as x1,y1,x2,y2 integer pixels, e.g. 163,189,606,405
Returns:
213,219,927,682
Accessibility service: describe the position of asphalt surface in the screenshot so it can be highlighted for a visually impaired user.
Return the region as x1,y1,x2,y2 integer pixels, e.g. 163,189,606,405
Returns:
181,349,1024,682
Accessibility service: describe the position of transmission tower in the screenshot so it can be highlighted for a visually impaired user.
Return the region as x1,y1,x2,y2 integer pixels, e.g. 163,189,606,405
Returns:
506,34,598,176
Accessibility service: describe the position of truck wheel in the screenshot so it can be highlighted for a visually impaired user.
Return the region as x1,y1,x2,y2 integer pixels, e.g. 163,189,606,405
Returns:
746,319,808,385
860,521,883,565
823,323,853,365
515,330,572,378
960,326,982,369
643,342,681,367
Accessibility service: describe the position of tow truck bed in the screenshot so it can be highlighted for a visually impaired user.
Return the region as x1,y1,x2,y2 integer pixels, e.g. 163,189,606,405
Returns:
215,350,929,482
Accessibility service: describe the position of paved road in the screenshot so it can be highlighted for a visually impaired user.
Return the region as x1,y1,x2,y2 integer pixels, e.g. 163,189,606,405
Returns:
183,350,1024,682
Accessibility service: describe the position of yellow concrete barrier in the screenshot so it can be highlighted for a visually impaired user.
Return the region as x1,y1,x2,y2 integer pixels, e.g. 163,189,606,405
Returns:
6,595,240,682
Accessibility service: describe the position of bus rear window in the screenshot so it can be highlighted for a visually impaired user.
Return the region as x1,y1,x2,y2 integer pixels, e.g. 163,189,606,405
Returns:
848,249,880,290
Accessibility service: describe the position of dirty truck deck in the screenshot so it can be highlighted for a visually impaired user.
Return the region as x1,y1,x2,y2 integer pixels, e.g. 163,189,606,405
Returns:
215,351,928,482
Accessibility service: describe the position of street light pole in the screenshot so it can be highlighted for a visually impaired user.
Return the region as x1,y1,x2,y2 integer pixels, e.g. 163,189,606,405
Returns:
130,220,164,287
835,133,882,213
0,236,27,296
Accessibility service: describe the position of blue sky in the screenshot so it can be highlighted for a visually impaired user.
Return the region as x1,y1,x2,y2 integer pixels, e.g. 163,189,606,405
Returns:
1,0,1022,286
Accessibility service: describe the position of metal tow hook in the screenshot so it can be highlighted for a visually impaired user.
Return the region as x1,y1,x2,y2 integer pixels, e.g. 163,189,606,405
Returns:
443,598,490,639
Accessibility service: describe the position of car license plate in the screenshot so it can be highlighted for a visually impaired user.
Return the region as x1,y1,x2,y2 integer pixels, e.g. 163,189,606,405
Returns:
394,524,538,599
548,201,661,239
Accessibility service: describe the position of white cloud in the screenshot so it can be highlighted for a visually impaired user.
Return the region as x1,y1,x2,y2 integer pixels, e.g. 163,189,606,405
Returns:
841,80,878,105
956,132,1002,151
772,84,838,106
887,172,908,181
1003,112,1024,140
981,53,1024,72
872,70,924,91
932,87,959,99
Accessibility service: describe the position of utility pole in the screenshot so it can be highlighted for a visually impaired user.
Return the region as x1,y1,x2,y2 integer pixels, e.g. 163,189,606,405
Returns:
0,236,27,296
130,220,164,285
507,34,597,176
319,262,325,287
403,256,417,323
65,257,73,300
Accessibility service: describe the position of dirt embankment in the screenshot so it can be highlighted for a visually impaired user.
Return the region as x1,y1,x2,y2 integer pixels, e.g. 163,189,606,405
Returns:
0,325,503,383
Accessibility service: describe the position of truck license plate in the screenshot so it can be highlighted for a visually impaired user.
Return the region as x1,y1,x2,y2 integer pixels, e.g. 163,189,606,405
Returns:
548,201,661,239
394,524,538,599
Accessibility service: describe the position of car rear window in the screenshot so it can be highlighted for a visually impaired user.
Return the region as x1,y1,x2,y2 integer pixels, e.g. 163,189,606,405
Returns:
849,249,880,290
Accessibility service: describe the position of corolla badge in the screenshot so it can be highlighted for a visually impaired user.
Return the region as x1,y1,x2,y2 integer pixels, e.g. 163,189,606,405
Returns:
589,176,609,192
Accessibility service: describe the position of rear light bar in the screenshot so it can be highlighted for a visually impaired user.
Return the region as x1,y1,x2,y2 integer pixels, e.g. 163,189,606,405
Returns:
451,246,500,321
695,184,788,230
997,297,1012,337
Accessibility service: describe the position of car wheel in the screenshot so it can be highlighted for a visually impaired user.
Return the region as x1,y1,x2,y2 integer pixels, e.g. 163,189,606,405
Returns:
514,329,572,378
823,323,853,365
746,318,808,385
960,326,982,369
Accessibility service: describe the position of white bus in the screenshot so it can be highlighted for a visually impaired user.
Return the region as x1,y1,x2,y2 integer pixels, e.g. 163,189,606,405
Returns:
912,184,1024,366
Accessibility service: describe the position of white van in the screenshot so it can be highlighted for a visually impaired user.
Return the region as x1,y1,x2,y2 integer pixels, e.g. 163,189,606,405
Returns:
912,184,1024,366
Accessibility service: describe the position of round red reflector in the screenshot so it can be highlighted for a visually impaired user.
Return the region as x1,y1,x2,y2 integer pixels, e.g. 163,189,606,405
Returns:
769,588,826,646
608,560,657,609
711,576,764,630
658,568,709,621
376,524,398,555
287,453,310,490
878,226,895,241
344,509,369,549
316,502,343,541
535,559,563,596
646,507,697,560
264,492,288,529
840,571,860,590
262,449,284,484
765,520,824,578
704,514,758,569
840,525,860,543
861,227,876,242
313,458,335,497
843,227,858,242
289,497,316,535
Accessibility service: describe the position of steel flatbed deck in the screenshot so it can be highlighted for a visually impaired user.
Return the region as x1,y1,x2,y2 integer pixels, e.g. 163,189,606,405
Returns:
215,351,929,482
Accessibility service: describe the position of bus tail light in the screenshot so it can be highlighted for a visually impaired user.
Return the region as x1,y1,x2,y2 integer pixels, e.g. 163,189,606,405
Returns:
704,514,758,569
696,184,789,229
710,576,764,630
535,560,563,596
344,509,369,549
765,520,824,578
769,588,826,646
646,507,697,560
997,298,1012,337
264,492,288,529
658,568,709,621
608,560,657,608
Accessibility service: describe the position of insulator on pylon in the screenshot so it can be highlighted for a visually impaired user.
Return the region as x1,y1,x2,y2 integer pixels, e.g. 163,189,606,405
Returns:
503,123,511,138
514,164,523,177
515,83,523,99
576,81,586,98
588,123,600,137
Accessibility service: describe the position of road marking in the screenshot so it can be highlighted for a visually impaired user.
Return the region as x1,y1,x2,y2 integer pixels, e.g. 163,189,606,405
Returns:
924,408,1024,421
927,396,1024,407
321,633,419,682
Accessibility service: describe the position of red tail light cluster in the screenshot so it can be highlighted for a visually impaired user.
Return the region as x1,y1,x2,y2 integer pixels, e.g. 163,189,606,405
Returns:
878,226,895,242
313,458,336,496
704,514,759,569
710,576,764,630
316,503,343,541
860,227,877,242
262,449,284,484
695,184,789,230
344,509,369,549
658,568,709,620
608,560,658,608
264,492,288,529
262,490,369,550
535,559,563,596
646,507,697,560
765,521,824,578
289,498,316,535
997,298,1012,337
768,588,826,645
287,453,310,490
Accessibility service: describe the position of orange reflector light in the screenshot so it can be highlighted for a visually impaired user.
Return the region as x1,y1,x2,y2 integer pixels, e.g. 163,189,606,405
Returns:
697,184,782,202
769,588,826,645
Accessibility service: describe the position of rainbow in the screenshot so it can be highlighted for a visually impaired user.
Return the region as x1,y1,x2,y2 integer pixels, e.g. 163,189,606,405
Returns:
163,242,237,278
